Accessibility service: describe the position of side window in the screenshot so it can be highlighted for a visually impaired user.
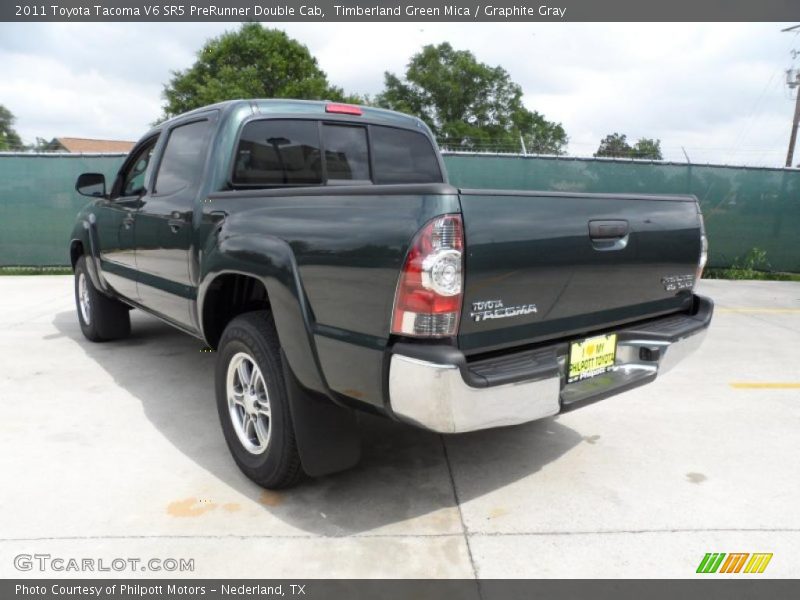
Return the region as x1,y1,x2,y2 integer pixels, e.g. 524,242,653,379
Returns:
233,120,322,186
322,124,369,181
371,126,443,184
155,119,214,196
120,138,157,197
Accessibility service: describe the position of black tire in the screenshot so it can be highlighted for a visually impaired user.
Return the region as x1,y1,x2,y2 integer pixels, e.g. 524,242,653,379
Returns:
215,310,304,489
74,255,131,342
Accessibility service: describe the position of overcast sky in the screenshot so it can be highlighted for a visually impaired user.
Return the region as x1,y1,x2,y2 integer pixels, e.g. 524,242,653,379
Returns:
1,22,798,165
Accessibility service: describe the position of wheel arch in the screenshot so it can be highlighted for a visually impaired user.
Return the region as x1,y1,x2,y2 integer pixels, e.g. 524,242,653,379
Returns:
69,239,84,270
200,272,271,349
198,235,328,396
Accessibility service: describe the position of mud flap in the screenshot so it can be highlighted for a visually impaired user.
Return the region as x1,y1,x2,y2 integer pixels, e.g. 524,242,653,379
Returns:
281,352,361,477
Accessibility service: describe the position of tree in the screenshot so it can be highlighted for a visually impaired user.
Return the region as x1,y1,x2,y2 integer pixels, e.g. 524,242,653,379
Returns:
0,105,24,151
161,23,358,119
594,133,631,158
29,137,53,152
632,138,663,160
375,43,567,155
518,110,568,155
595,133,663,159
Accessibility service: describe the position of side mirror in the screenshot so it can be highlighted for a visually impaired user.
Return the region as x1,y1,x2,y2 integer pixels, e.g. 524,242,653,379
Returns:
76,173,107,198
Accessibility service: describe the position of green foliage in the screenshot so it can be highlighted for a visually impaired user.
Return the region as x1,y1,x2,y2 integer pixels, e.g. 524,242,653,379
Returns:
28,137,54,152
704,268,800,281
733,247,770,272
161,23,359,119
633,138,663,160
375,43,567,155
594,133,630,158
0,105,24,151
595,133,663,159
0,266,73,275
704,247,800,280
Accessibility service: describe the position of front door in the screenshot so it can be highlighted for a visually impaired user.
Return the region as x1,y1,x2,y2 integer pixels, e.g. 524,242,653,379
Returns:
135,115,215,329
96,136,158,301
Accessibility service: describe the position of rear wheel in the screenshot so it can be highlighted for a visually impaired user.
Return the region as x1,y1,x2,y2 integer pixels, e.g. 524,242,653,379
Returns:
215,310,304,489
74,255,131,342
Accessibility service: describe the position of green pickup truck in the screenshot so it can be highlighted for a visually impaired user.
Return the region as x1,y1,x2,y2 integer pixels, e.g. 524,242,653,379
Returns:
70,99,713,489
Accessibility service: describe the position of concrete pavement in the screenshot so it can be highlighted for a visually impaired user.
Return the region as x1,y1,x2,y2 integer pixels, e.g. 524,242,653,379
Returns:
0,277,798,578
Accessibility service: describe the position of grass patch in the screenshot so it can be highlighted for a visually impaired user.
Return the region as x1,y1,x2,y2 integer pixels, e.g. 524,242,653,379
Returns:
704,269,800,282
0,266,72,275
704,247,800,281
3,257,798,282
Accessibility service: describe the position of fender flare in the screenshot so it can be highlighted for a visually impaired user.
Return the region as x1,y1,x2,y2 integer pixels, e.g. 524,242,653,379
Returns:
197,233,329,397
70,217,108,294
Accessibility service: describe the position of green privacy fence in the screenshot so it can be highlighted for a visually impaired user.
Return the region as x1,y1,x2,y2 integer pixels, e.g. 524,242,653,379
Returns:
1,152,799,271
445,154,800,273
0,153,125,266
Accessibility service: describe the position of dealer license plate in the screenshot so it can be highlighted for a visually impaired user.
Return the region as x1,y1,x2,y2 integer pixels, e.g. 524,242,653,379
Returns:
567,333,618,384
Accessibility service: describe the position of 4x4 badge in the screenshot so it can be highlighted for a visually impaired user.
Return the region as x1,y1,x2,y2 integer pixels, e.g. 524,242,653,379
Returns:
662,274,695,291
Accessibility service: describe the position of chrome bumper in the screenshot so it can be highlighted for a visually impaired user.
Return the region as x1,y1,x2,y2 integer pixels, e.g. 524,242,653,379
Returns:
389,354,562,433
388,299,712,434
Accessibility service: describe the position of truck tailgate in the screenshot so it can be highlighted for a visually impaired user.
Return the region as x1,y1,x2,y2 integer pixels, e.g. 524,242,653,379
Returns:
458,189,702,354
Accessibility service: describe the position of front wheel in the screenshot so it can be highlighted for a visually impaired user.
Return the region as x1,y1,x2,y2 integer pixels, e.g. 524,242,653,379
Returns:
74,255,131,342
215,310,304,489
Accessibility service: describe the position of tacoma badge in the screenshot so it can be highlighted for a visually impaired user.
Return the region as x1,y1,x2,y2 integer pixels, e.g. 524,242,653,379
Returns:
470,299,538,322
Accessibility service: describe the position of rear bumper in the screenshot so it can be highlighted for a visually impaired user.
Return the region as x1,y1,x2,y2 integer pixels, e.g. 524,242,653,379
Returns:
388,294,713,433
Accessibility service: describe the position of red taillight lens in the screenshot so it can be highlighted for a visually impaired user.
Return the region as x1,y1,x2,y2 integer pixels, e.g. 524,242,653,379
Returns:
392,214,464,337
325,103,363,115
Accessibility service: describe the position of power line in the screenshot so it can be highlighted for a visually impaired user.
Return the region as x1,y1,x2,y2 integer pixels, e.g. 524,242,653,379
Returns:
724,67,782,164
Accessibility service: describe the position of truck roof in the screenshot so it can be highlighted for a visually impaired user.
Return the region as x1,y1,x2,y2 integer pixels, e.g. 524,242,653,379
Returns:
159,98,429,132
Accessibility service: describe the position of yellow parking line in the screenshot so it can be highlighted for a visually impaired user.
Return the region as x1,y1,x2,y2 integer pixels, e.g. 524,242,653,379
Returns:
718,308,800,313
730,382,800,389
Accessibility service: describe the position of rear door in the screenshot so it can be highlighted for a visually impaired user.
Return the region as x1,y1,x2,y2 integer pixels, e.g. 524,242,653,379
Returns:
458,190,702,354
135,114,215,329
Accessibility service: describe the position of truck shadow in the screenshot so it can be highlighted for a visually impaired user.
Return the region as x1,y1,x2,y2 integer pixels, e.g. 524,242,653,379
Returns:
54,309,583,536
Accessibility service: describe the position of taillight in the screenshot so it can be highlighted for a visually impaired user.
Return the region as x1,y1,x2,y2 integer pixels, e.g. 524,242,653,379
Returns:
392,214,464,337
696,212,708,283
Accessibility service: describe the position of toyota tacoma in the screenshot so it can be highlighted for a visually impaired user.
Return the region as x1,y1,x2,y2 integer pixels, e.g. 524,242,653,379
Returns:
69,99,713,488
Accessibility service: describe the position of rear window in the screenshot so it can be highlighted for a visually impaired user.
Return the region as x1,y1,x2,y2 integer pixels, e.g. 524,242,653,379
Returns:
232,119,442,187
322,124,370,181
371,126,442,184
233,120,322,186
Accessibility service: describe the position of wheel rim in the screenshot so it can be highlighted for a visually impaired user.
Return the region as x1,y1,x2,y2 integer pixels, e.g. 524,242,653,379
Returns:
78,272,91,325
226,352,272,455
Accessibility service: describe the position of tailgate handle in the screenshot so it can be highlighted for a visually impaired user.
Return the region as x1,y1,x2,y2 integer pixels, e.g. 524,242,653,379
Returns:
589,220,629,240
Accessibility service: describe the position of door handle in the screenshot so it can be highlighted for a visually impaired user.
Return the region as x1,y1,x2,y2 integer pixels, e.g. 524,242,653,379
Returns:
589,220,629,240
588,220,629,251
122,215,134,229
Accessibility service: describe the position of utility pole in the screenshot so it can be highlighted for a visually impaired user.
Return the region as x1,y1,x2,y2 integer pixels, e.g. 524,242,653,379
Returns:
785,69,800,167
782,24,800,167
